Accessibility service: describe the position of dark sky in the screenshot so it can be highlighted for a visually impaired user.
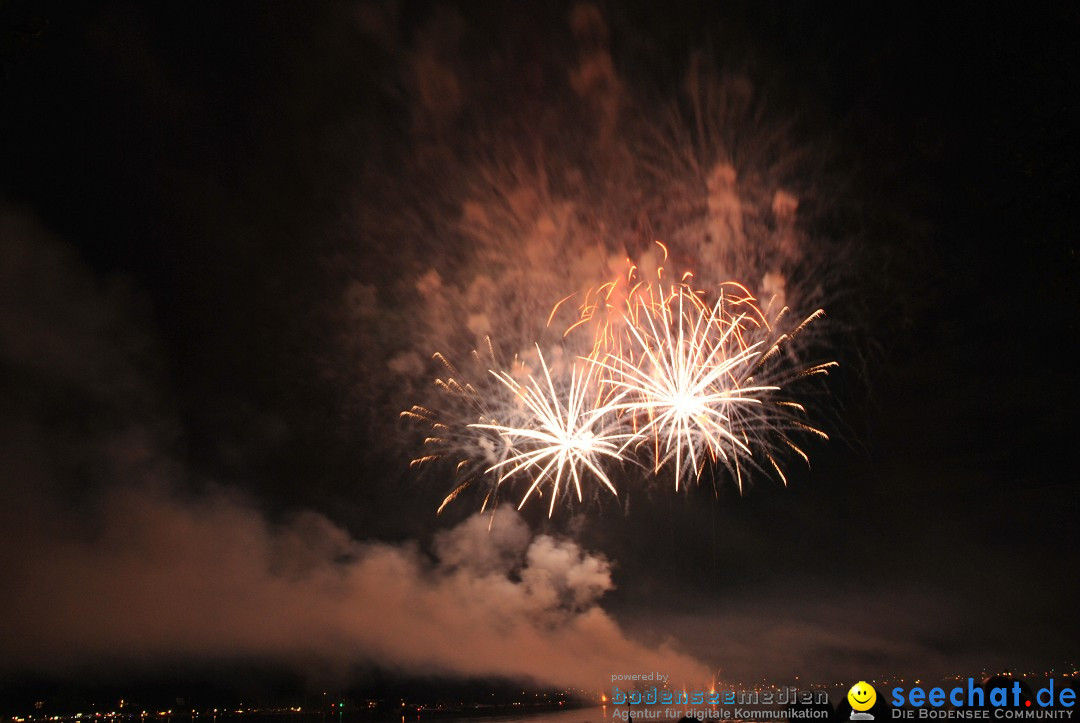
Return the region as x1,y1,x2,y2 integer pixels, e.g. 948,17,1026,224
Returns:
1,0,1078,704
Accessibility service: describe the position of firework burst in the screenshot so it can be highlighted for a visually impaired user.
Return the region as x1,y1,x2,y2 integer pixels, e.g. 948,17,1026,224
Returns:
472,345,634,516
595,284,776,489
596,280,834,492
404,253,834,515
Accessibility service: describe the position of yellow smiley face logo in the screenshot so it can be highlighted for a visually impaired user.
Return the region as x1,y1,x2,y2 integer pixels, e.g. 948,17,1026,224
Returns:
848,681,877,711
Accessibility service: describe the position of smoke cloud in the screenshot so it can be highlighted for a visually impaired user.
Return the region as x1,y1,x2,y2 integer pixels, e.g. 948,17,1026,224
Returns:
0,487,706,688
0,206,705,689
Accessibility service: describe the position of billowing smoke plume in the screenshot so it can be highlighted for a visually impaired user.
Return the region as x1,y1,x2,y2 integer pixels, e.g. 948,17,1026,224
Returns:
348,3,852,359
0,206,705,688
0,489,705,688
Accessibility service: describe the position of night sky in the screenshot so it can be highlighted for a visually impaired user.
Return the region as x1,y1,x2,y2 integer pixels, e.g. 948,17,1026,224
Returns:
1,0,1078,707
